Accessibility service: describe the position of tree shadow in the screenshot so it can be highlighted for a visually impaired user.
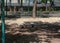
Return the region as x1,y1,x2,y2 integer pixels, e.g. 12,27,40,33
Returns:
5,21,60,43
20,22,60,32
6,33,39,43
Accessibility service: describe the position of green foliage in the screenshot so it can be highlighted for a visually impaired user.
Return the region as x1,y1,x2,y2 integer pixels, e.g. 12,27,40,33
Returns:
41,0,47,3
41,0,53,3
41,0,44,3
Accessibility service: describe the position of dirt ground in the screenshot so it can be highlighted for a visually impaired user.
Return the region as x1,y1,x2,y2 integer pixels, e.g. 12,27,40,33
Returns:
51,38,60,43
0,17,60,43
3,17,60,25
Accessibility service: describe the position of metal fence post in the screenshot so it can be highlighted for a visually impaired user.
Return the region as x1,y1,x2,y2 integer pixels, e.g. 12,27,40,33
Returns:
1,0,5,43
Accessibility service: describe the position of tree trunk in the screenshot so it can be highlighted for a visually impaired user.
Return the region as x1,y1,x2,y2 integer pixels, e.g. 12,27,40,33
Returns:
28,0,30,12
21,0,23,11
45,0,48,11
14,6,16,14
32,0,37,18
46,3,48,11
18,0,20,13
10,7,12,13
9,0,12,13
18,0,20,4
21,0,23,7
10,0,11,5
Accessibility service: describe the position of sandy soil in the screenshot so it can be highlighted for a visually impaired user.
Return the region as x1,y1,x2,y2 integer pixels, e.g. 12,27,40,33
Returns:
51,38,60,43
0,17,60,25
1,17,60,43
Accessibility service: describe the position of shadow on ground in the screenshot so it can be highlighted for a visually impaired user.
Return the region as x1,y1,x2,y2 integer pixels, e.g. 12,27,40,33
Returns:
0,22,60,43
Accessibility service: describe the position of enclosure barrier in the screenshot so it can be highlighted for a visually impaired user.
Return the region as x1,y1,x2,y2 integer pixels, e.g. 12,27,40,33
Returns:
1,0,5,43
